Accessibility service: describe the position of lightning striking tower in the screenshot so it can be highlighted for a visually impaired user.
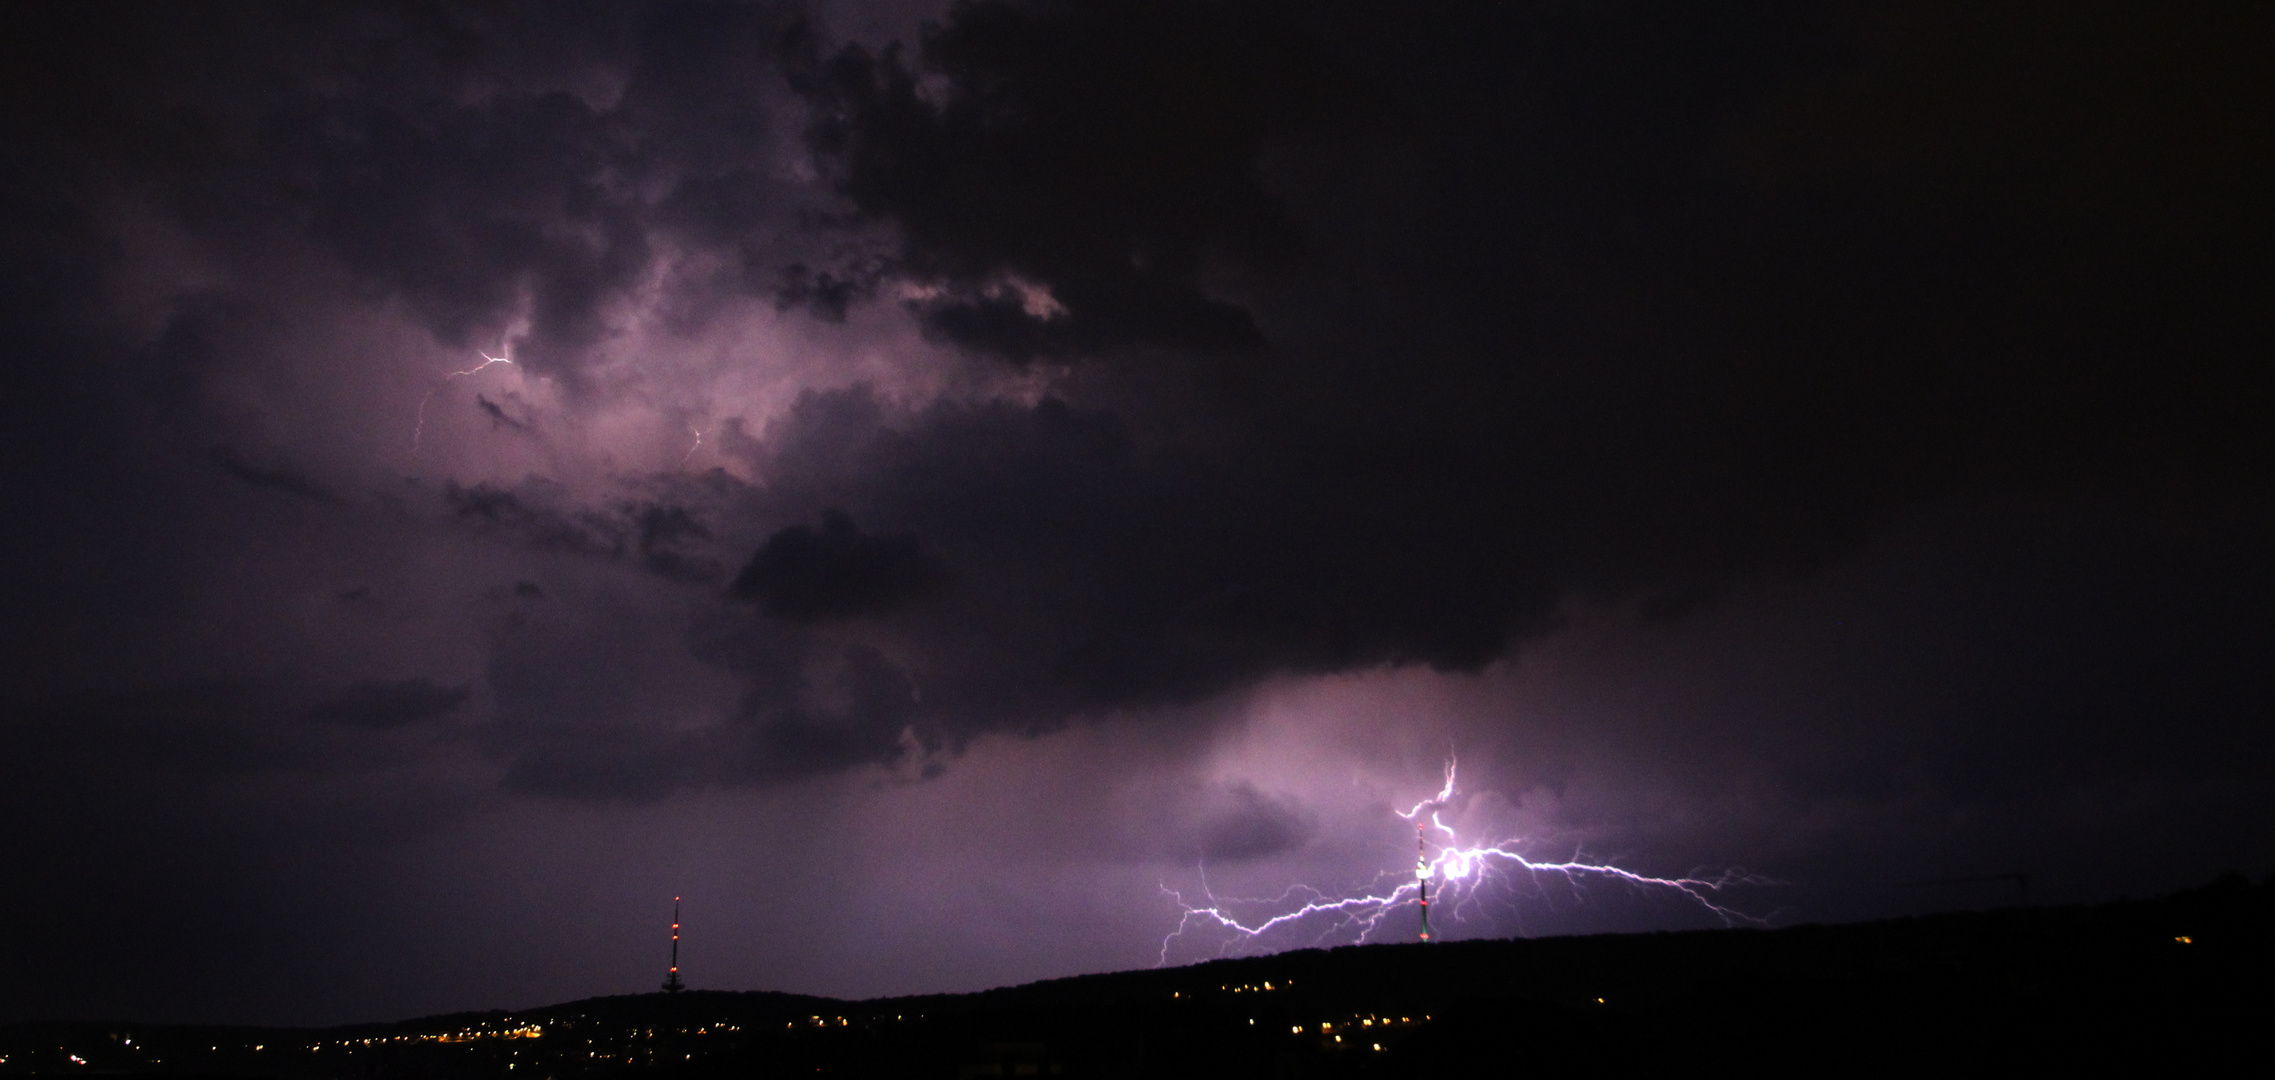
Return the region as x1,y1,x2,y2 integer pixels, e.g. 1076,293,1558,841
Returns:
662,896,686,993
1158,759,1765,965
1417,824,1432,942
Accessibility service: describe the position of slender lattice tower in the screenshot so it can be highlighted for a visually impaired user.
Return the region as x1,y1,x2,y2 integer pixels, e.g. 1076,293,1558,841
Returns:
1417,825,1433,942
662,896,686,992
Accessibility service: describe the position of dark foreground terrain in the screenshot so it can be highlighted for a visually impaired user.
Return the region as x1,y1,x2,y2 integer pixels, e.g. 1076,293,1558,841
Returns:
6,875,2268,1077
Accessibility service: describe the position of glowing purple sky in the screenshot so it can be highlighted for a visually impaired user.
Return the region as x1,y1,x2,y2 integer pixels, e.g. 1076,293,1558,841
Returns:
1,1,2269,1025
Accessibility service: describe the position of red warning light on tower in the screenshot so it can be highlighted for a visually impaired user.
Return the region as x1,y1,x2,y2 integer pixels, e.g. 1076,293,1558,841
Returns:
662,896,686,993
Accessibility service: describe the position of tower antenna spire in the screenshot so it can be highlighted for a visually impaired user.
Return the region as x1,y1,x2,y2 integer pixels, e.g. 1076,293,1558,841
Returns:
662,896,686,992
1417,825,1432,942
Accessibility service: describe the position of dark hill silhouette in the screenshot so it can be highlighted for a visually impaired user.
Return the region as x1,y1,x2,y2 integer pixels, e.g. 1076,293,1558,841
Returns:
6,874,2269,1076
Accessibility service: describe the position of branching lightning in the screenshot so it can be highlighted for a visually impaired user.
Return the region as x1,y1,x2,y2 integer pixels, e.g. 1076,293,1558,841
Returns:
453,349,518,380
412,343,517,452
1159,759,1766,965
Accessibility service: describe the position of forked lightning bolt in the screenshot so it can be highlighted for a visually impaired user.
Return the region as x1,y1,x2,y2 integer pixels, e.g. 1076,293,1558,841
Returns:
1159,759,1766,964
412,344,516,452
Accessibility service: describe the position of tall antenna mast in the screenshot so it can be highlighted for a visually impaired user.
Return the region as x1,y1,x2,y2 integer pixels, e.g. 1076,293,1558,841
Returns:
662,896,686,992
1417,825,1432,942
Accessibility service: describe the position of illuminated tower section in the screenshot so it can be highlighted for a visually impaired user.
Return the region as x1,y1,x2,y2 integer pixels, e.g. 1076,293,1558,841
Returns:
662,897,686,993
1417,825,1432,942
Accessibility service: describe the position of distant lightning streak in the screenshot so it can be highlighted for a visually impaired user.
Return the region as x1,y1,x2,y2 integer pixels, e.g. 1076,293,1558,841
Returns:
452,348,516,379
681,423,703,465
1159,759,1765,965
412,343,516,452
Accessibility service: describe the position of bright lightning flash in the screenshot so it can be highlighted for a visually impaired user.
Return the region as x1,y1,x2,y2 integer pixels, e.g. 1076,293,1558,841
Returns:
412,343,518,452
1159,760,1765,964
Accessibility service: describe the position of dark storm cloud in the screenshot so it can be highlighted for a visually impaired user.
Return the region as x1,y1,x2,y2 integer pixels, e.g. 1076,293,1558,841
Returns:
1196,781,1315,862
774,260,886,323
731,509,945,621
209,445,341,503
472,394,534,434
631,502,727,585
727,385,1552,725
493,610,925,799
448,480,630,558
443,479,728,584
494,368,1561,795
788,0,1340,358
730,641,924,778
763,0,2274,689
291,88,650,363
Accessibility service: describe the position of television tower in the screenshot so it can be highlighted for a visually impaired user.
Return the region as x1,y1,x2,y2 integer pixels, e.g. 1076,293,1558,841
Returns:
662,896,686,992
1417,825,1432,942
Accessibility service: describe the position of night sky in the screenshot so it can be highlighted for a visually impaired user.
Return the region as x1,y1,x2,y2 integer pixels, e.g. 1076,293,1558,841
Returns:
3,0,2270,1026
